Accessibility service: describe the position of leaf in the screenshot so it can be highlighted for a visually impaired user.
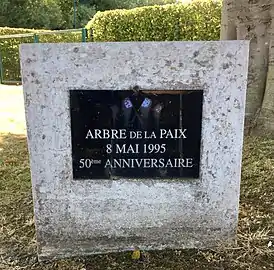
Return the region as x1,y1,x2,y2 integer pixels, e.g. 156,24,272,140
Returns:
131,248,141,260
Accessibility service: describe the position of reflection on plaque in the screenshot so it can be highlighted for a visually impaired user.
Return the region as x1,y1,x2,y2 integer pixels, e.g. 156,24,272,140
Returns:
70,90,203,179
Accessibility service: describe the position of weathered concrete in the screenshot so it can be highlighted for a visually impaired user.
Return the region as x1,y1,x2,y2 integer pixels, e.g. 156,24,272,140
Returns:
19,41,249,260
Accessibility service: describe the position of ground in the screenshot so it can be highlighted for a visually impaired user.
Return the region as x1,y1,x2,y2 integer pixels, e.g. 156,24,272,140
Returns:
0,86,273,270
0,85,26,135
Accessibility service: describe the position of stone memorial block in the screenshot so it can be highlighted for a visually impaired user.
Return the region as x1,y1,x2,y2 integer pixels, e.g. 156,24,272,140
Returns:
20,41,249,260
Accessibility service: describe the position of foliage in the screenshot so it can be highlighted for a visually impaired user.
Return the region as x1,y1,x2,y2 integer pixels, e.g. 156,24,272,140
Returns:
0,27,83,82
57,0,96,29
0,0,177,30
67,4,97,29
0,0,65,30
87,0,222,42
88,0,176,11
58,0,75,19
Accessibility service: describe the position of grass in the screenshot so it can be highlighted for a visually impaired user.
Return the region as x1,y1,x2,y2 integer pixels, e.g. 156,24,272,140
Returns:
0,86,274,269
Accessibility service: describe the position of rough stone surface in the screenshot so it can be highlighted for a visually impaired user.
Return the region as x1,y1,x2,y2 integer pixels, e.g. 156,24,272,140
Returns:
19,41,249,260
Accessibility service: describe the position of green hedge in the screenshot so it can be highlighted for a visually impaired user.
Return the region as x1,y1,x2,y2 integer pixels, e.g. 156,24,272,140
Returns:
87,0,222,42
0,27,83,82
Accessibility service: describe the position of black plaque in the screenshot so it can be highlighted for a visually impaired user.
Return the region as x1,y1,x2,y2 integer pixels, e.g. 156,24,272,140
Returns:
70,90,203,179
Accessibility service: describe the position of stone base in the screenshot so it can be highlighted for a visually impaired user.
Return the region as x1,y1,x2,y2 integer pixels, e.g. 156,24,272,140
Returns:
19,41,249,260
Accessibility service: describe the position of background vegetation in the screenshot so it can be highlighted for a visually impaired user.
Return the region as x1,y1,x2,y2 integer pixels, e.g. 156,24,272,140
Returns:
0,27,83,82
0,0,178,30
87,1,221,41
0,1,222,82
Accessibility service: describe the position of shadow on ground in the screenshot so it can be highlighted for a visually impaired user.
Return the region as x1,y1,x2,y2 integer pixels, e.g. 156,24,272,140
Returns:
0,133,273,270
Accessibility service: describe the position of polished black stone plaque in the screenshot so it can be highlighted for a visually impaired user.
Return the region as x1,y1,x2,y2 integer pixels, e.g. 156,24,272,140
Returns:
70,90,203,180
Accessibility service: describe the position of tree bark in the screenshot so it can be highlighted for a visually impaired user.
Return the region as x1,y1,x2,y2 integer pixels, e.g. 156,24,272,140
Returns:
220,0,237,40
256,40,274,134
220,0,274,136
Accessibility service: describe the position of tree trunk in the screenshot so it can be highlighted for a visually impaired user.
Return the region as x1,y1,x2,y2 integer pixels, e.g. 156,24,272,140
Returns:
220,0,237,40
257,40,274,132
220,0,274,136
